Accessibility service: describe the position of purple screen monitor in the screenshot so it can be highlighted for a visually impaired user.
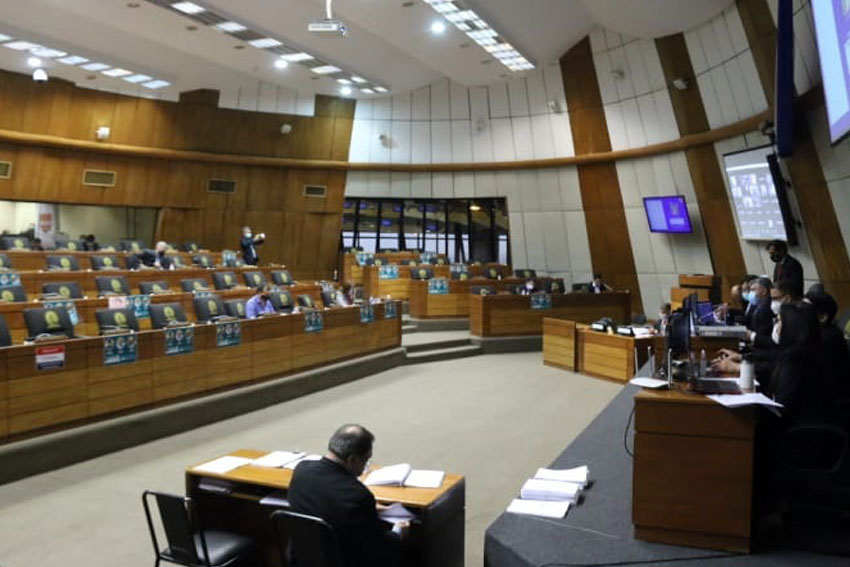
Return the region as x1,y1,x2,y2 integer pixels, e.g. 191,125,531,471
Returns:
643,196,693,234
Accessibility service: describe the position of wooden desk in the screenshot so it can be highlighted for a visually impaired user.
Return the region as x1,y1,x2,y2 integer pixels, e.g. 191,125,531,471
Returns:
3,250,225,272
0,302,401,442
577,328,655,383
470,292,631,337
409,278,548,319
633,389,755,552
542,319,584,371
186,449,465,567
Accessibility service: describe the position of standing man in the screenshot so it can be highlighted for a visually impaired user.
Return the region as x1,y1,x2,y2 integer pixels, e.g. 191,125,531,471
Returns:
288,424,408,567
588,274,613,294
240,226,266,266
245,285,275,318
767,240,803,298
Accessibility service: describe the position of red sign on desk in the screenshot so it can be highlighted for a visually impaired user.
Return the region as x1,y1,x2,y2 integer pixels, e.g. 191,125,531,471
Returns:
35,345,66,371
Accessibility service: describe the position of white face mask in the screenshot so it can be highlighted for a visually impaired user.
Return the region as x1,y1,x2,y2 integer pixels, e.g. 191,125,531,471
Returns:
658,313,668,321
771,321,781,345
771,300,782,316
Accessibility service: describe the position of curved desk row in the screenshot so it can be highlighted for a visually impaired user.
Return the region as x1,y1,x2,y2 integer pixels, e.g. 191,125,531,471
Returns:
0,302,401,442
1,250,226,272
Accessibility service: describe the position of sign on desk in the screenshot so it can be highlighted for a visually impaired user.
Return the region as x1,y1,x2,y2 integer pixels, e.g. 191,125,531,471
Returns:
360,304,374,324
428,278,449,295
0,272,21,287
530,292,552,310
304,311,324,333
128,295,151,319
165,327,194,356
378,264,399,279
384,301,398,319
35,345,65,370
43,300,80,326
103,334,138,365
355,252,374,267
216,321,241,347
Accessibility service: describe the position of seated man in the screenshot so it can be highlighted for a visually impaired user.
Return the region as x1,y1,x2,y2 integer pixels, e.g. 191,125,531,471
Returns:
654,303,671,334
245,285,275,319
288,424,408,567
152,241,175,270
336,283,355,307
587,274,613,294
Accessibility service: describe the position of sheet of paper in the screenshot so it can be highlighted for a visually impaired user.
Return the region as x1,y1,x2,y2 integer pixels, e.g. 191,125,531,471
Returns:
379,503,418,522
403,469,445,489
506,498,570,519
708,393,783,409
192,456,253,474
520,478,581,502
534,466,589,487
283,454,323,470
252,451,305,468
629,377,669,389
259,491,289,507
364,463,412,486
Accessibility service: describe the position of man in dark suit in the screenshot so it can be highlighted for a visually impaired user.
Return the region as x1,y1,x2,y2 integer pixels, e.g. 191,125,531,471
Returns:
747,276,775,349
767,240,803,298
240,226,265,266
587,274,613,294
288,424,408,567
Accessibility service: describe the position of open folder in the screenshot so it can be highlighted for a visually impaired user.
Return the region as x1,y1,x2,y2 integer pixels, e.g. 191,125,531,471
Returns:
363,464,446,488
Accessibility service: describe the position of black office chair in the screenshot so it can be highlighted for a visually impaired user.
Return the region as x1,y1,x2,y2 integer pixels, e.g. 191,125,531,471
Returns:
515,269,537,279
399,259,417,266
482,267,502,279
410,267,434,280
140,280,171,295
143,491,257,567
243,271,267,288
95,276,130,296
168,255,185,269
379,248,398,253
572,282,590,292
149,303,188,329
194,294,227,323
224,299,247,319
0,314,11,347
181,278,210,293
0,285,27,303
182,241,200,253
42,282,83,299
90,255,121,271
193,254,214,269
270,291,294,313
542,278,565,294
374,255,389,267
270,270,294,286
212,272,239,290
450,270,469,281
0,235,29,250
346,246,363,253
0,253,12,270
23,306,75,339
358,256,375,266
434,257,448,266
95,308,140,334
470,285,495,296
119,239,146,253
55,239,84,252
271,510,341,567
297,294,316,309
46,255,81,271
321,290,335,308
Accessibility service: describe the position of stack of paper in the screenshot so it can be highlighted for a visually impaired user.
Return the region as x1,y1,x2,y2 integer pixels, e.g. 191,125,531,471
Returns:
404,469,445,488
192,456,253,474
534,465,589,488
506,464,591,519
283,454,323,470
259,491,289,507
708,393,783,409
520,479,582,503
379,503,418,523
506,499,571,519
252,451,305,468
364,463,412,486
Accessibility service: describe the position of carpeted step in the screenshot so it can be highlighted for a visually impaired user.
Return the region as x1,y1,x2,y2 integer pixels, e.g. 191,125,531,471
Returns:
404,338,472,353
404,344,482,364
402,324,419,334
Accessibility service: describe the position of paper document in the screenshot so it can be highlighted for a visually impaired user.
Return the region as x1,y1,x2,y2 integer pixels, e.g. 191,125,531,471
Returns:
520,478,581,502
403,469,445,488
259,491,289,507
364,463,412,486
534,466,589,488
283,454,323,470
507,498,570,519
629,377,669,389
708,393,783,409
193,456,253,474
252,451,305,468
379,503,418,523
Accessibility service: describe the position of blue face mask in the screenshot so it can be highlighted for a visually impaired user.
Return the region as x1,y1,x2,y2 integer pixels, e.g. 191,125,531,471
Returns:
744,290,756,303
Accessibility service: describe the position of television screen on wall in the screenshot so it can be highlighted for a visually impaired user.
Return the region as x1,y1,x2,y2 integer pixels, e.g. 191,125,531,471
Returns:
642,196,693,234
812,0,850,143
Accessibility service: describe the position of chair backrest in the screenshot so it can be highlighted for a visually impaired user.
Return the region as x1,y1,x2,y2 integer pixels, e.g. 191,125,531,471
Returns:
224,299,247,319
149,303,188,329
1,235,29,250
168,254,184,268
139,280,171,295
119,239,146,253
42,282,83,299
244,271,267,288
434,257,447,265
450,269,469,281
0,314,11,347
142,491,203,566
297,294,315,309
90,254,120,270
193,254,213,268
181,278,210,293
482,267,502,279
271,510,341,567
572,282,589,292
410,267,434,280
470,285,496,296
95,307,140,333
346,246,363,253
379,248,398,253
515,269,537,279
182,241,199,252
543,278,565,294
271,270,294,286
269,291,294,313
0,253,12,269
46,255,81,271
212,271,238,290
24,306,74,339
56,239,84,251
374,255,389,267
0,285,27,303
399,259,417,266
321,290,335,308
95,275,130,295
193,294,226,323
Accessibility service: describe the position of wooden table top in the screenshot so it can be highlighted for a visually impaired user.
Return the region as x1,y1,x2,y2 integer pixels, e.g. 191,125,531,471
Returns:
635,385,729,406
187,449,464,508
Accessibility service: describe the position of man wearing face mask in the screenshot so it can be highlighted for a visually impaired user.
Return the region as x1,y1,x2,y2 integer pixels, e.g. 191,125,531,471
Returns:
240,226,266,266
746,277,775,348
519,279,537,295
767,240,803,299
654,303,671,334
245,285,275,318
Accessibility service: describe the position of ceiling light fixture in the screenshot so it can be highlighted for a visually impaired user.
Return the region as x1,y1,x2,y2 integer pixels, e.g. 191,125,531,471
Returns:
374,86,388,93
32,68,48,82
274,58,289,69
57,55,89,65
124,74,153,83
337,78,352,84
311,65,341,74
142,79,170,89
279,52,314,62
171,1,204,14
360,88,374,94
214,21,246,33
81,62,111,71
30,47,67,58
340,86,352,96
3,41,40,51
103,68,132,77
249,38,282,48
351,76,367,83
430,21,446,34
27,57,42,68
0,33,12,42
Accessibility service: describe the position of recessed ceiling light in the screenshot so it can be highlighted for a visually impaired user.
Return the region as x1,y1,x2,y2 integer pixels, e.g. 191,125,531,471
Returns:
30,47,67,58
124,74,153,83
340,86,352,96
351,76,367,84
337,78,352,84
249,38,282,48
214,21,246,33
27,57,42,68
311,65,341,74
57,55,89,65
103,68,132,77
81,62,111,71
432,2,458,14
171,2,204,14
280,52,313,62
142,79,170,89
3,41,40,51
274,58,289,69
360,88,374,94
374,86,388,93
430,21,446,34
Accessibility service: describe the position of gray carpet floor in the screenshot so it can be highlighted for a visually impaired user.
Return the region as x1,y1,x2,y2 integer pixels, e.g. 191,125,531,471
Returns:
0,352,621,567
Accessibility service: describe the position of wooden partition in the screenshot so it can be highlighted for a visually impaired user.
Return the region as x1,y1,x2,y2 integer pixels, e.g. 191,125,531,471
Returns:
0,302,401,442
409,278,531,318
542,318,579,371
577,328,655,382
470,292,631,337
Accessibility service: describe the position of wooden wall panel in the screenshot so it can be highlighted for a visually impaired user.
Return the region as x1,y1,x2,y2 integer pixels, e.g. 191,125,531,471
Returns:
656,34,748,299
561,38,643,314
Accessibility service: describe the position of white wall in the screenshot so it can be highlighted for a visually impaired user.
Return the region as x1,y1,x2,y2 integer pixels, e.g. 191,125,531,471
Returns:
217,80,316,116
0,201,38,233
58,205,157,247
810,104,850,269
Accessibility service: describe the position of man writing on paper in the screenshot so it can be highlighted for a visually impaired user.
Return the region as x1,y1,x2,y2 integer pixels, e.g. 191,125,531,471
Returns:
288,424,409,567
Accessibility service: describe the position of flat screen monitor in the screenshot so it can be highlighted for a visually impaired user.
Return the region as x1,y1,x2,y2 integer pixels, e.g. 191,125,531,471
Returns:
723,145,790,241
642,196,692,234
812,0,850,143
696,301,714,324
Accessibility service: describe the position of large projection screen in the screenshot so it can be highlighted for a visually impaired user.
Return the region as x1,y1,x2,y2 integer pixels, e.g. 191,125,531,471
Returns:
722,146,789,241
812,0,850,143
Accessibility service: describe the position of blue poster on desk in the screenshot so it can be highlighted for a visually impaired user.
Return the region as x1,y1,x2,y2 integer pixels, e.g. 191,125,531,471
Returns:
43,300,80,326
193,290,213,300
360,305,374,324
0,272,21,287
420,252,437,265
378,264,399,279
216,321,241,347
530,292,552,310
428,278,449,295
128,294,151,319
103,334,138,366
355,252,374,267
165,327,194,356
384,301,397,319
304,311,324,333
